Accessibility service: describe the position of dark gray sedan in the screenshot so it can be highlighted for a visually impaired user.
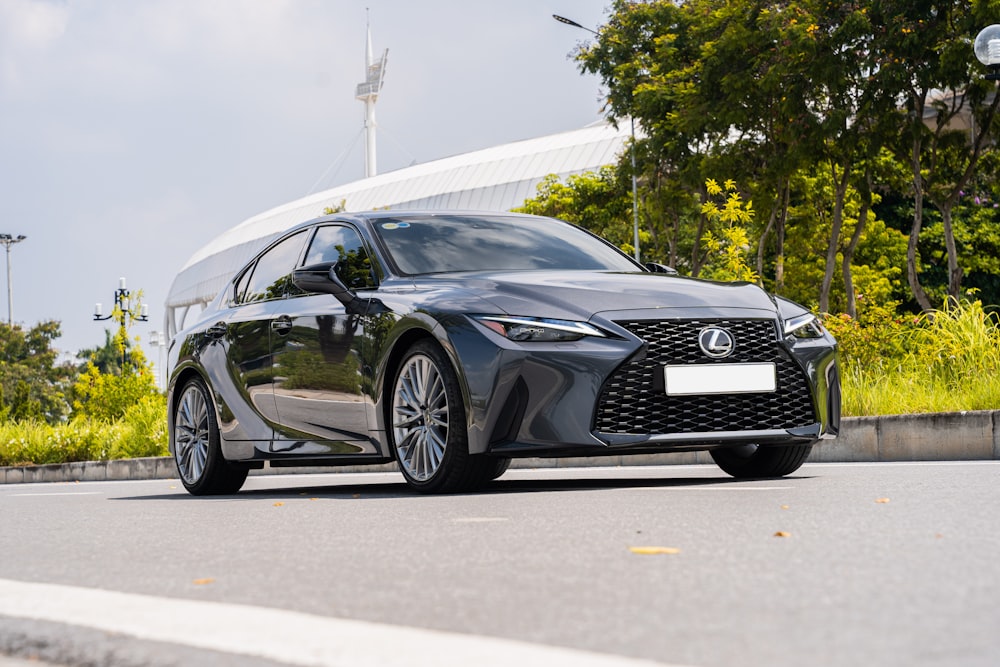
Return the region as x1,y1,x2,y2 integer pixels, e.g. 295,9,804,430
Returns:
166,211,839,494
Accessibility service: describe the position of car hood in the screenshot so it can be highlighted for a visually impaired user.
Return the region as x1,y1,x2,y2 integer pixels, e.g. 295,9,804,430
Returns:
412,270,779,321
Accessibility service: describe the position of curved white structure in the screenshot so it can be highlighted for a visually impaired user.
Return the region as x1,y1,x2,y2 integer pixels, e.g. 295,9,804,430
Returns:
165,120,631,338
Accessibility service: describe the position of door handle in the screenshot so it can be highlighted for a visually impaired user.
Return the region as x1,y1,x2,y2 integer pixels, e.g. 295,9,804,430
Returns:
271,316,293,335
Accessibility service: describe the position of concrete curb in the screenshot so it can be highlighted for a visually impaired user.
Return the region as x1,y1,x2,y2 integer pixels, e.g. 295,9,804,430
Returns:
2,411,998,485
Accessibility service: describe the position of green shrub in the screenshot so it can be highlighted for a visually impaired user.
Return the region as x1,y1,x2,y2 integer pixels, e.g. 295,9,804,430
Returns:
0,393,168,467
72,361,160,421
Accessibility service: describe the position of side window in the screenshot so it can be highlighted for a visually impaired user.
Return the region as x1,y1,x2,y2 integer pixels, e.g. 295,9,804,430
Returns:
241,231,308,303
232,265,254,305
304,225,376,289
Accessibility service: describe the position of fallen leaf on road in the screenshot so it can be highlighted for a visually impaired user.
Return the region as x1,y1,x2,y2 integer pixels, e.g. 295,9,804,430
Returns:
273,502,284,507
629,546,681,555
875,498,890,504
192,578,215,585
774,531,791,538
780,505,790,510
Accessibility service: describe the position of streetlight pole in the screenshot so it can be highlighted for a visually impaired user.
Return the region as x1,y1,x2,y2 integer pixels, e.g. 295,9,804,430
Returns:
553,14,642,263
0,233,27,325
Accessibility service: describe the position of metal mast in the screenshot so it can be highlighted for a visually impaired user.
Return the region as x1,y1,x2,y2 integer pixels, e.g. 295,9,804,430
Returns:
1,233,26,325
355,15,388,178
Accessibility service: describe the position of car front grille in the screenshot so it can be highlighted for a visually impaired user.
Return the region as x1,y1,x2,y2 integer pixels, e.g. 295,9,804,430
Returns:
594,319,816,435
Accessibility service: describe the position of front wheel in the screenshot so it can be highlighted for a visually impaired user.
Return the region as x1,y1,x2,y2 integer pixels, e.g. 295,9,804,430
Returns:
390,340,493,493
173,377,248,495
710,443,813,479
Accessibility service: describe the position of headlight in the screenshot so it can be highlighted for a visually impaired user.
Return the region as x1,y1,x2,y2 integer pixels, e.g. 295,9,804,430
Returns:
783,313,825,339
473,316,606,342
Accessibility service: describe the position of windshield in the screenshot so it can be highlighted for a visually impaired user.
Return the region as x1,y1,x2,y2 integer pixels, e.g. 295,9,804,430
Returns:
370,214,641,275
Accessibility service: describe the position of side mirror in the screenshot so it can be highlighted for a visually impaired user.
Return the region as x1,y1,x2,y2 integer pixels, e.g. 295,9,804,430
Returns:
645,262,678,275
292,262,368,314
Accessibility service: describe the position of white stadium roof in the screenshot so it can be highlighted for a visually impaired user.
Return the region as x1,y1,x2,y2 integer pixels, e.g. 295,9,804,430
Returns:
165,120,631,337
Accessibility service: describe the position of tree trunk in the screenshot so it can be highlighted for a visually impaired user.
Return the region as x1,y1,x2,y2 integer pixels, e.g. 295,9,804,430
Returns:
820,160,851,313
756,208,776,282
907,90,934,311
940,204,963,298
931,86,1000,299
691,184,708,277
774,180,789,294
842,167,872,319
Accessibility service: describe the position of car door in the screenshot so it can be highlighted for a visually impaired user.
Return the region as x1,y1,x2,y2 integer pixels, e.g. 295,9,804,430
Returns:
218,230,310,437
269,224,378,455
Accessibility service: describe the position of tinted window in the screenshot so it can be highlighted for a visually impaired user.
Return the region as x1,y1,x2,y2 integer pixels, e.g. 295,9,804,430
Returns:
241,231,308,303
304,225,375,289
370,215,639,275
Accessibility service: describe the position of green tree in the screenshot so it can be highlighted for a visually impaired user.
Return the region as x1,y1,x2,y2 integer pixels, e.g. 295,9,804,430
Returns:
576,0,1000,315
0,321,76,423
865,0,1000,309
514,168,639,253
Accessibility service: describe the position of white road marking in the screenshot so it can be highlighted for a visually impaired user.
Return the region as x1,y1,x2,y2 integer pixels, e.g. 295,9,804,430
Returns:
0,578,687,667
6,492,102,497
620,486,793,491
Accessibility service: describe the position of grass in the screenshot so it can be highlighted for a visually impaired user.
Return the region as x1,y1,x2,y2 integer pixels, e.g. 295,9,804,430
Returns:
842,360,1000,416
838,298,1000,416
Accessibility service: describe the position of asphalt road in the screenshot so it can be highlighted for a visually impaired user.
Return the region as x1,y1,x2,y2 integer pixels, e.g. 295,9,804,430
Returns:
1,461,998,667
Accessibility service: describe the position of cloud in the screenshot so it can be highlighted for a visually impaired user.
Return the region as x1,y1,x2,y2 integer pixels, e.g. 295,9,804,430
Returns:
0,0,70,86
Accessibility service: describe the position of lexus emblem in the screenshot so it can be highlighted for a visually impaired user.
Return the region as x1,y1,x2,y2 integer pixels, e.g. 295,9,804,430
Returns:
698,327,735,358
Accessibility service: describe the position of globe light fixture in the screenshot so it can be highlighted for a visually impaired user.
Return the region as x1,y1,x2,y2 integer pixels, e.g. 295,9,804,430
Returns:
974,25,1000,79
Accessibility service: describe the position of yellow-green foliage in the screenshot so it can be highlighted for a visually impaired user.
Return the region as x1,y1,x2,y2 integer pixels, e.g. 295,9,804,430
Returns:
699,179,759,283
0,393,168,467
73,361,160,421
821,298,911,368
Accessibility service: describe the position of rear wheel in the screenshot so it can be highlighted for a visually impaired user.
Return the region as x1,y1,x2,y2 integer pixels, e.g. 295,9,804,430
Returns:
390,340,492,493
710,443,813,479
173,377,248,495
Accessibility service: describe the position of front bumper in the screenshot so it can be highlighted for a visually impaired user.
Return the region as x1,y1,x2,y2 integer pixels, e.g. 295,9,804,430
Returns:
449,309,839,457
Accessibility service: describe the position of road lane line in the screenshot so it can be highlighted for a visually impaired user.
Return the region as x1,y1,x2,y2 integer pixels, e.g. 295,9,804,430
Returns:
0,578,687,667
6,492,102,497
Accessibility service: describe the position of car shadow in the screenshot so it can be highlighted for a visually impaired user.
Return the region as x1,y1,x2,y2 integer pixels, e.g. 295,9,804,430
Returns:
113,472,813,502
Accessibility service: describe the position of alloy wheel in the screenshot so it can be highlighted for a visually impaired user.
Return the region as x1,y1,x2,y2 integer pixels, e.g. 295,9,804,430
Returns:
174,383,210,485
392,353,449,482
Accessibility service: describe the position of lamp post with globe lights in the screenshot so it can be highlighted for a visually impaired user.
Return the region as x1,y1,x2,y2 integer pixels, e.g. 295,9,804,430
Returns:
93,277,149,373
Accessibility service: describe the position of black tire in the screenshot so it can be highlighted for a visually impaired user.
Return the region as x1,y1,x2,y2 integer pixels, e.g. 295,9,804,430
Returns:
173,377,248,495
486,457,512,481
389,340,490,493
710,443,813,479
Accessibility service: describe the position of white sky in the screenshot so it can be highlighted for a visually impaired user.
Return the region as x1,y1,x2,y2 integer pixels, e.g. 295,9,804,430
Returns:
0,0,611,363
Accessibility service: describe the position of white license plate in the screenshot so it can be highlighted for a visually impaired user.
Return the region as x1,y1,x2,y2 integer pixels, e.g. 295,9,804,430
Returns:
664,363,776,396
